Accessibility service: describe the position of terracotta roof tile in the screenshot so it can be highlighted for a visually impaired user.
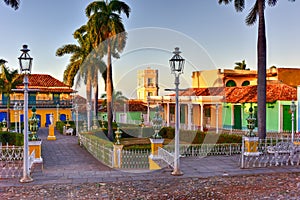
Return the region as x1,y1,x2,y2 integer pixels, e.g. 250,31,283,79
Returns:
178,83,296,103
16,74,75,93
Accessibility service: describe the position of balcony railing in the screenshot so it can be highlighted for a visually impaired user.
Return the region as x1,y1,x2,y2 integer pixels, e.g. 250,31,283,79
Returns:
0,100,73,109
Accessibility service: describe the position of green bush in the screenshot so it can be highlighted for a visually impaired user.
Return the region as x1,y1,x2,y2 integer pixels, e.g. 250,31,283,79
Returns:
158,127,242,144
0,132,24,146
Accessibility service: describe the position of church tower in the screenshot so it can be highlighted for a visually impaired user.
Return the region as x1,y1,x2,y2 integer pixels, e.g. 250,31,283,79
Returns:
137,67,159,101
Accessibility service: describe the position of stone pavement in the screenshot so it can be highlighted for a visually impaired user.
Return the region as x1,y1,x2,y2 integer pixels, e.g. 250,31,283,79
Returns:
2,127,300,188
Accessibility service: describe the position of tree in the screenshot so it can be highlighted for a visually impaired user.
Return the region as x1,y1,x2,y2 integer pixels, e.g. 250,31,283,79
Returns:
234,60,248,70
85,0,130,140
56,25,106,129
101,90,128,122
0,61,22,129
218,0,295,139
3,0,20,9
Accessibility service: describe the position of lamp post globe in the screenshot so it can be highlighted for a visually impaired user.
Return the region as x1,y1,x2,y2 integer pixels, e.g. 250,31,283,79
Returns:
19,44,33,183
169,47,184,176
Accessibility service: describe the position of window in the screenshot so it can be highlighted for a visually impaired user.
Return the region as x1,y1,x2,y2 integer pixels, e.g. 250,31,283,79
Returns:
226,80,236,87
147,78,153,87
242,80,250,86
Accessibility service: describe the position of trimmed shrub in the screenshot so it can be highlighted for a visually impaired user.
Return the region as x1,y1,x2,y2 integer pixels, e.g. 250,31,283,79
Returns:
0,132,24,146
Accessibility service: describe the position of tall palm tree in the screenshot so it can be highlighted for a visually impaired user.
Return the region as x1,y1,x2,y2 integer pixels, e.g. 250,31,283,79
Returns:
234,60,248,70
56,25,106,129
0,62,22,129
3,0,20,9
85,0,130,140
101,90,128,122
218,0,295,139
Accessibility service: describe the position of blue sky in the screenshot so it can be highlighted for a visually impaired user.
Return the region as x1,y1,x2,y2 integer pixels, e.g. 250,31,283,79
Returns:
0,0,299,98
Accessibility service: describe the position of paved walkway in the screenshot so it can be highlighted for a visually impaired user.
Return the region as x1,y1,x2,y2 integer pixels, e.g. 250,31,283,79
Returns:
2,128,300,187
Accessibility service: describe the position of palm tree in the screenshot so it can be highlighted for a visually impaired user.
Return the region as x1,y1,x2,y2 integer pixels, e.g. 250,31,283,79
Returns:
234,60,248,70
218,0,295,139
3,0,20,9
85,0,130,140
56,25,106,129
0,62,22,129
101,90,128,122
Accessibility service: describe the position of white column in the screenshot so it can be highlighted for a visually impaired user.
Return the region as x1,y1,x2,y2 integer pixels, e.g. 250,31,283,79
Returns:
187,104,192,130
200,103,204,131
216,104,219,134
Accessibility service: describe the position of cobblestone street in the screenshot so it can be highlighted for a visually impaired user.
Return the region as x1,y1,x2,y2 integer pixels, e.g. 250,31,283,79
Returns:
1,172,300,199
2,128,300,199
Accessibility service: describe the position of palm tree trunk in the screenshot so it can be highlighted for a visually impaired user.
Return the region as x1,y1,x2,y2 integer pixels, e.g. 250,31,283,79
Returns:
257,0,267,139
94,84,98,120
106,39,114,141
86,77,92,131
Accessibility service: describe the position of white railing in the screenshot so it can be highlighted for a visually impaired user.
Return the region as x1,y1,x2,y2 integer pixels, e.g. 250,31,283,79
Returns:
158,147,174,168
0,144,24,178
29,150,35,173
241,137,300,168
162,143,242,158
79,133,114,167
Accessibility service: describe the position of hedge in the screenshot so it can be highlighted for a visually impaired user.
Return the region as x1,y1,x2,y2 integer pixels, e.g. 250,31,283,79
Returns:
158,127,242,144
0,132,24,146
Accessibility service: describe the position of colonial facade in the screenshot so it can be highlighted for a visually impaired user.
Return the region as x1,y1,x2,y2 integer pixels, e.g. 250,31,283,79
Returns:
0,74,75,128
146,67,299,133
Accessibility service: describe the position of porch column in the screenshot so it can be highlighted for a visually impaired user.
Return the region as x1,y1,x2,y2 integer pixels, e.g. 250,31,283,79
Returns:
200,103,204,131
216,104,219,134
187,104,192,130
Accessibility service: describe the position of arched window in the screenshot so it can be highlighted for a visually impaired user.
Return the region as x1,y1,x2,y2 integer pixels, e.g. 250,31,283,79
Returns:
242,80,250,86
226,80,236,87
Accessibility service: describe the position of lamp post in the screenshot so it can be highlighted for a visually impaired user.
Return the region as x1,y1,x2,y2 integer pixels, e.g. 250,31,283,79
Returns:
290,100,296,142
169,47,184,176
18,103,22,133
19,44,33,183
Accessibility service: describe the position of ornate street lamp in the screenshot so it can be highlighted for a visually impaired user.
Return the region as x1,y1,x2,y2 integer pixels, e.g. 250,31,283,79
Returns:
152,106,163,139
18,103,22,133
169,47,184,176
290,100,296,142
19,44,33,183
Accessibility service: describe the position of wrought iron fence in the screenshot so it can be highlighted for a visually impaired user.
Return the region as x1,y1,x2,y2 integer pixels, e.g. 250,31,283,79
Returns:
121,149,150,169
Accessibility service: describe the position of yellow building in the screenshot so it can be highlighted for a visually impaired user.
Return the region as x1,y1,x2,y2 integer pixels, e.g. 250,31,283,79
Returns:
0,74,75,128
191,69,257,88
137,67,159,101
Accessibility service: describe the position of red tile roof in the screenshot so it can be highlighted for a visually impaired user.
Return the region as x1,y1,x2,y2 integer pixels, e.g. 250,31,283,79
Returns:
16,74,75,93
178,83,296,103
